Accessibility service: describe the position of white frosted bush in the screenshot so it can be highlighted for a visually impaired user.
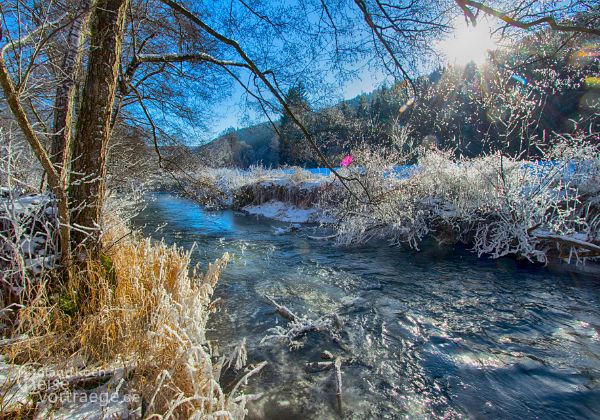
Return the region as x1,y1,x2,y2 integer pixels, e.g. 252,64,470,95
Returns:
328,140,599,263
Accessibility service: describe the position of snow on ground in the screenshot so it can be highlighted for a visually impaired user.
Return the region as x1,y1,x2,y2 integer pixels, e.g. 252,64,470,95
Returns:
35,380,133,419
0,191,54,217
1,190,59,282
243,200,330,223
0,357,134,418
0,357,44,412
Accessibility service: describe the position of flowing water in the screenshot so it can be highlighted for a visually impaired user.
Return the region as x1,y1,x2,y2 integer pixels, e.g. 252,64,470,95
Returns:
133,192,600,419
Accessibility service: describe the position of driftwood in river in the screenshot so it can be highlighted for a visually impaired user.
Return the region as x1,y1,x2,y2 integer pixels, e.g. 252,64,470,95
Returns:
265,295,298,322
261,295,342,349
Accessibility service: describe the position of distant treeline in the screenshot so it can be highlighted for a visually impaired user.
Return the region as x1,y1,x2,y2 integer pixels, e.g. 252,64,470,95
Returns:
196,30,598,168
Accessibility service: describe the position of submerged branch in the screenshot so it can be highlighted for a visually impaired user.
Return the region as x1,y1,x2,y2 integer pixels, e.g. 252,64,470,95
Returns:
265,295,298,322
262,295,343,350
334,357,343,414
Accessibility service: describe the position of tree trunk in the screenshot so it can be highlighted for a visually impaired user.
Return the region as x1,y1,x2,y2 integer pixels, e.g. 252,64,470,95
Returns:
70,0,130,260
50,2,92,174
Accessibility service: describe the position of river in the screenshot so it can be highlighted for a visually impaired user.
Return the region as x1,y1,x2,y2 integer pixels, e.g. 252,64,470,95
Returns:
132,192,600,419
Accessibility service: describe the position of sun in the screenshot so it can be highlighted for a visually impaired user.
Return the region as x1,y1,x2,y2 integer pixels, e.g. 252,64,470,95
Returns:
438,17,498,65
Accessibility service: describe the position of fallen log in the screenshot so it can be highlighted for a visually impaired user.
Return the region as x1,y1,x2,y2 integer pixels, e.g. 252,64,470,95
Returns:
304,354,344,413
534,233,600,257
42,364,134,391
0,362,134,415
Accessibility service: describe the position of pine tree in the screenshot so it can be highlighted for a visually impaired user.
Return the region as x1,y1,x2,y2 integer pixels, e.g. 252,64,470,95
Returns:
279,82,312,165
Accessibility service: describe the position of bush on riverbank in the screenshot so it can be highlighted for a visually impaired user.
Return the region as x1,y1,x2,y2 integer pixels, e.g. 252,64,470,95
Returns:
329,140,600,264
159,164,329,209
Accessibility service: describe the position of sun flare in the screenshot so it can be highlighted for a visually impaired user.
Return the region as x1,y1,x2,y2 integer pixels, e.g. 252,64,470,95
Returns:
439,18,498,65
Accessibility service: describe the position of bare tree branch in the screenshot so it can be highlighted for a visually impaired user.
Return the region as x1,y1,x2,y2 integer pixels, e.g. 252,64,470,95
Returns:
353,0,416,94
456,0,600,36
0,31,72,273
158,0,372,202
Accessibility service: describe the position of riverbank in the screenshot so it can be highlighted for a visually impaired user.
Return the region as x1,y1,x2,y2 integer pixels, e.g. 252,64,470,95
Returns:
3,188,597,417
168,147,600,266
4,142,596,414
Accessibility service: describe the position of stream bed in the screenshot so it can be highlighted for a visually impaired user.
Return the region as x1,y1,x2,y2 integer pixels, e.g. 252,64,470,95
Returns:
132,192,600,419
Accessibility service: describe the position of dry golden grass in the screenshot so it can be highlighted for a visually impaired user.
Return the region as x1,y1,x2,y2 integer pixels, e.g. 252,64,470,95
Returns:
1,211,259,418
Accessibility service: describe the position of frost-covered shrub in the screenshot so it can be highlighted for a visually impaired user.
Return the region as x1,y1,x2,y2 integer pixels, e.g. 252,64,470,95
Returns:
0,131,57,300
2,199,261,418
0,191,59,303
328,139,599,263
0,129,42,193
324,138,429,248
288,166,318,183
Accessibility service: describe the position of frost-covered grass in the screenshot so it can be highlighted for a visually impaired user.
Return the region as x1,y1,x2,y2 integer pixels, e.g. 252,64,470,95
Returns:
0,201,262,418
1,127,262,417
172,164,331,208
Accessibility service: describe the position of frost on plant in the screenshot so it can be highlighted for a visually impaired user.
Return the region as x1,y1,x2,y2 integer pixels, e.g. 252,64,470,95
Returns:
326,133,599,264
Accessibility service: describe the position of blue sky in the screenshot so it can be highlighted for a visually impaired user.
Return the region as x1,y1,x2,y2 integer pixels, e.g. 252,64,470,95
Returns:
206,64,387,140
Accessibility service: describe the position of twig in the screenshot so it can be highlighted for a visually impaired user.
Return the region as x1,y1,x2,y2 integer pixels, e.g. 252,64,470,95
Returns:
265,295,298,322
305,361,334,373
334,357,343,414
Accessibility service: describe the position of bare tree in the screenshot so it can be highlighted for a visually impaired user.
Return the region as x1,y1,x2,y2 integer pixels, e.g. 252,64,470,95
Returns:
69,0,130,258
0,0,227,266
0,54,73,273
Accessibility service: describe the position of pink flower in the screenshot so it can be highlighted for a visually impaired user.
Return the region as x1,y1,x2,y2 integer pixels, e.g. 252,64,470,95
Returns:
341,155,353,167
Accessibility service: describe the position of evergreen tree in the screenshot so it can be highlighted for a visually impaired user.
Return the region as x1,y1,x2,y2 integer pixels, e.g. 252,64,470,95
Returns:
279,82,313,165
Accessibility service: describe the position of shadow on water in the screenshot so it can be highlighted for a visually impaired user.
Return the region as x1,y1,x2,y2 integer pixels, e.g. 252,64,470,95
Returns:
132,192,600,419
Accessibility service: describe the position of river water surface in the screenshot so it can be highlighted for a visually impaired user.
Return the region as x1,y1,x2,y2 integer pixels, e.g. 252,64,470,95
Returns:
133,192,600,419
